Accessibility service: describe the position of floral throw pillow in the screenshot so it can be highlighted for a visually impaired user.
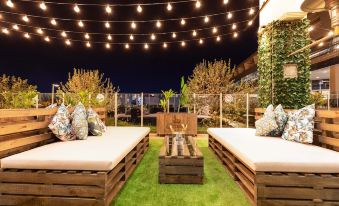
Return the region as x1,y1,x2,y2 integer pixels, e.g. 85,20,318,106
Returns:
255,104,278,136
71,102,88,140
48,103,76,141
270,104,288,136
282,104,315,143
87,108,106,136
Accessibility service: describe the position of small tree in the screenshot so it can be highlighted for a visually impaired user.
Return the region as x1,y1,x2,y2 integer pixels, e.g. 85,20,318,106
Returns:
187,59,257,127
0,74,39,109
57,69,118,109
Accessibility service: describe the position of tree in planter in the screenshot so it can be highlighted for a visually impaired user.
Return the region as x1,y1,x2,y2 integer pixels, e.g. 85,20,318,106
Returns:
160,89,174,113
0,74,39,109
187,59,257,127
57,69,118,110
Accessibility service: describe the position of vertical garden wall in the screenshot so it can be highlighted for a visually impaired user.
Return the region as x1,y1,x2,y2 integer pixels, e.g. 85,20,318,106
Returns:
258,19,311,109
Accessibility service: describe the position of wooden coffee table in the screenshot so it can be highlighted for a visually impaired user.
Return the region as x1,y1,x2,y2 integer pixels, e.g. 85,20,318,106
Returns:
159,135,204,184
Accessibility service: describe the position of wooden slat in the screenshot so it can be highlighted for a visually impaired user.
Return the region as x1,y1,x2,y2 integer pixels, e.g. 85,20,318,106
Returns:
235,163,255,183
171,138,178,157
159,165,203,175
0,120,50,136
319,123,339,133
316,110,339,118
0,108,57,118
318,136,339,148
0,133,53,152
159,175,203,184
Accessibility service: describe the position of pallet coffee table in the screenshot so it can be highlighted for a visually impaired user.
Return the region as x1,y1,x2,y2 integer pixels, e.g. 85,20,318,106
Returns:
159,134,204,184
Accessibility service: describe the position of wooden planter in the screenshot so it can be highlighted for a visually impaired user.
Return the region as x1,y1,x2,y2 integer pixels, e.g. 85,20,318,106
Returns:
156,113,197,136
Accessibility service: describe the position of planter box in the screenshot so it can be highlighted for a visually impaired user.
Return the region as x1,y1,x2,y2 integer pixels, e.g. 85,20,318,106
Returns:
156,113,197,136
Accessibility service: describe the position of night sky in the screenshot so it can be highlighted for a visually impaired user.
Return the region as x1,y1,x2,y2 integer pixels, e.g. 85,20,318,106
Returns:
0,0,259,92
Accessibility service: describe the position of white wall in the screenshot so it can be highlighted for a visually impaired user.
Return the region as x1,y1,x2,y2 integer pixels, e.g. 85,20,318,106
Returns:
260,0,306,27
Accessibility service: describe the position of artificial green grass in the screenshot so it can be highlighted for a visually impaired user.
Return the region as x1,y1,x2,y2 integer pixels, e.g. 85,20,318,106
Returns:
111,139,250,206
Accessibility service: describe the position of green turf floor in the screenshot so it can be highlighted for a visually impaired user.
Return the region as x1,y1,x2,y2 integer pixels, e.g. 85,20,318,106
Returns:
111,139,250,206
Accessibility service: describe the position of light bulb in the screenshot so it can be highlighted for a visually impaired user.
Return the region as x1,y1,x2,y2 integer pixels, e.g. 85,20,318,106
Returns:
22,15,29,22
137,5,142,13
223,0,229,4
125,43,129,49
37,28,43,34
61,31,67,37
51,19,57,26
192,30,197,36
6,0,14,8
107,34,112,40
181,41,186,47
227,12,232,19
105,22,110,28
328,31,334,36
130,34,134,40
232,24,237,30
39,2,47,10
212,27,218,33
233,32,238,38
144,43,149,49
172,32,177,38
105,43,111,49
248,20,253,26
74,4,80,13
44,36,50,42
163,42,168,48
204,16,209,23
65,39,71,45
249,8,255,15
84,33,90,39
2,28,9,34
131,21,136,29
24,33,30,39
195,1,201,8
106,5,112,14
318,42,324,47
308,26,313,32
78,20,84,27
86,42,91,47
167,3,172,11
199,39,203,44
181,19,186,25
216,36,221,42
156,20,161,28
12,24,19,30
151,33,156,40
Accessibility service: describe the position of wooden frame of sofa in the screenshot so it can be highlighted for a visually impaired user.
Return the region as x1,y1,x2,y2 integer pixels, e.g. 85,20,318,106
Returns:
0,108,150,206
209,109,339,206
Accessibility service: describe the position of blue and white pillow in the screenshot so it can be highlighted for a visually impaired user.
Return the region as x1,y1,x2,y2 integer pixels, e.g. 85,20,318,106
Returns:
71,102,88,140
255,105,278,136
87,108,106,136
270,104,288,136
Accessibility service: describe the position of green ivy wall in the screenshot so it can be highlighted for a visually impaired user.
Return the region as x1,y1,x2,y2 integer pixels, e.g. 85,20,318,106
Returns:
258,19,312,109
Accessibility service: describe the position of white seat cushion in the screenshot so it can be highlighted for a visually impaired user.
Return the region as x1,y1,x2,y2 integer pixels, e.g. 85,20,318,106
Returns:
208,128,339,173
1,127,150,171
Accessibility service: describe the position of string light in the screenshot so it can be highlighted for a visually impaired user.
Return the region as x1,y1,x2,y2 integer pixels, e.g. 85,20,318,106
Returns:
131,21,137,29
172,32,177,38
74,4,80,13
12,24,19,30
180,18,186,25
105,5,112,14
125,43,129,49
328,30,334,36
6,0,14,8
249,8,255,15
151,33,156,40
216,36,221,42
199,39,203,44
129,34,134,40
137,5,143,13
167,3,172,11
248,20,253,26
65,39,71,45
156,20,162,28
50,19,57,26
61,31,67,37
39,2,47,10
227,12,232,19
22,15,29,22
192,30,197,36
308,26,313,32
24,33,30,39
78,20,84,28
223,0,229,4
232,24,237,30
204,16,209,23
212,27,218,33
163,42,168,48
37,28,43,34
44,36,50,42
195,1,201,9
84,33,90,39
105,22,110,28
2,28,9,34
86,41,91,48
105,43,111,49
144,43,149,50
233,32,238,38
181,41,186,47
318,42,324,47
107,34,112,40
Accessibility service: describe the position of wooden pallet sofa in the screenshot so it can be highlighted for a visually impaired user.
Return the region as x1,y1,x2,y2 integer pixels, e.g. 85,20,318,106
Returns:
208,109,339,206
0,108,150,206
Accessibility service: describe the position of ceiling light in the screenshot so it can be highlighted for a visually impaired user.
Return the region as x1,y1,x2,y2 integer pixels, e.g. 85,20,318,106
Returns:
22,15,29,22
144,43,149,49
12,24,19,30
233,32,238,38
212,27,218,33
151,33,156,40
125,43,129,49
249,8,255,15
137,5,142,13
199,39,203,44
61,31,67,37
74,4,80,13
204,16,209,23
131,21,137,29
172,32,177,38
78,20,84,27
2,28,9,34
195,1,201,8
192,30,197,36
24,33,30,39
50,19,57,26
6,0,14,8
37,28,43,34
44,36,50,42
167,3,172,11
223,0,229,4
105,22,110,28
156,20,161,28
130,34,134,40
163,42,168,48
84,33,90,39
107,34,112,40
106,5,112,14
105,43,111,49
181,41,186,47
39,2,47,10
181,18,186,25
227,12,232,19
232,24,237,30
86,42,91,48
65,39,71,45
